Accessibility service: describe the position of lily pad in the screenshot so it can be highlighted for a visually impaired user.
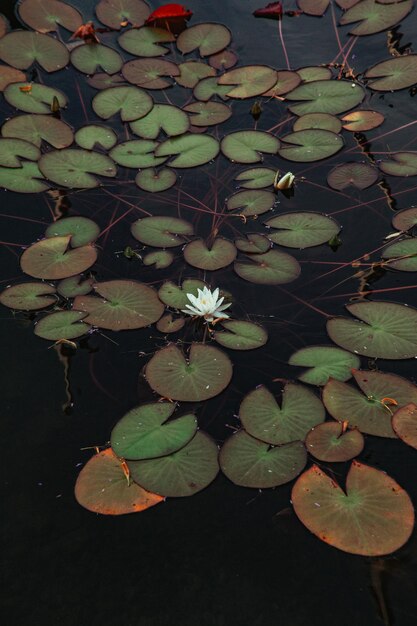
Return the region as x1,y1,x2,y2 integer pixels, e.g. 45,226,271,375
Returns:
129,104,189,138
95,0,150,29
57,275,94,298
305,422,365,462
0,282,57,311
183,102,232,127
73,280,164,331
155,133,219,168
176,61,216,88
2,114,73,149
0,162,47,192
111,402,197,460
87,72,127,90
234,249,301,285
71,43,123,75
0,137,40,167
262,70,301,97
45,217,100,248
379,152,417,177
218,65,277,99
240,384,325,445
128,431,219,497
118,26,175,56
339,0,413,36
381,238,417,271
39,149,117,188
278,129,344,162
177,23,231,56
143,250,174,269
158,279,206,310
193,76,230,101
183,238,237,270
341,110,384,131
392,207,417,231
74,449,163,515
135,167,177,192
156,313,185,333
110,139,166,168
285,80,365,116
292,462,414,556
296,0,331,16
213,320,267,350
234,233,271,254
75,125,117,150
227,189,275,217
92,85,153,122
4,82,67,114
208,50,237,70
34,310,91,340
288,345,360,386
297,66,332,82
235,167,275,189
322,369,417,437
145,343,233,402
327,301,417,359
131,216,193,247
220,431,307,488
122,58,179,89
327,162,378,190
221,131,280,164
264,212,340,248
365,55,417,91
392,403,417,450
0,65,26,91
21,235,97,280
18,0,83,33
293,113,342,133
0,31,69,72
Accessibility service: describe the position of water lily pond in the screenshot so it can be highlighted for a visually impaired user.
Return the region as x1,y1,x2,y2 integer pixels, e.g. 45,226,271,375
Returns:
2,0,417,624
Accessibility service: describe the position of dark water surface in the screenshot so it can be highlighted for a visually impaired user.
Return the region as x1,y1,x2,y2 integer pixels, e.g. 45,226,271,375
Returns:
2,1,417,625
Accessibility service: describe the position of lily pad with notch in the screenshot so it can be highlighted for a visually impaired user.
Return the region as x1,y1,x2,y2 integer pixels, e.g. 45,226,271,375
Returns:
288,345,360,386
0,31,69,72
234,233,271,254
143,250,174,269
339,0,413,36
135,167,177,192
57,275,94,298
183,238,237,270
2,114,73,149
158,279,206,310
264,212,340,248
176,61,216,88
327,162,378,190
154,133,219,168
285,80,365,116
131,216,193,247
156,313,185,334
95,0,150,30
379,152,417,177
392,403,417,450
4,82,67,114
39,148,117,188
177,23,231,56
305,421,364,462
262,70,301,97
92,85,153,122
221,130,280,164
365,55,417,91
122,58,179,89
118,26,175,57
45,217,100,248
392,207,417,231
381,238,417,272
0,282,57,311
208,49,237,70
34,310,91,340
234,249,301,285
193,76,230,101
213,320,267,350
0,162,47,192
227,189,275,217
297,66,332,82
0,137,40,167
18,0,83,33
129,104,189,138
110,139,167,168
279,129,344,162
75,125,118,150
0,65,26,91
235,167,275,189
218,65,277,99
183,102,231,127
341,110,384,131
70,43,123,75
21,235,97,279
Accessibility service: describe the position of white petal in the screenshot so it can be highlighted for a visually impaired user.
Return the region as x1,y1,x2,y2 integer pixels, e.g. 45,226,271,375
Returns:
216,302,231,312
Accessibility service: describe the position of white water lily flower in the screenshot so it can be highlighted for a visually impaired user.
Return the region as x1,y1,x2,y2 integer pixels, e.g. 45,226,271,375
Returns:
182,286,231,322
274,171,295,190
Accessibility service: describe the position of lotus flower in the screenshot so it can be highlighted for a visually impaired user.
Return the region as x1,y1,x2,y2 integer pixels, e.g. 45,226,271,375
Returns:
182,286,231,322
274,171,295,190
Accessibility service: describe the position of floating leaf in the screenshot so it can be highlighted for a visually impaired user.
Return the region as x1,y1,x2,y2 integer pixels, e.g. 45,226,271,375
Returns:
111,402,197,460
129,104,189,138
176,61,216,88
292,462,414,556
382,238,417,271
305,422,364,462
240,384,325,445
2,114,73,149
339,0,413,36
75,125,117,150
327,162,378,190
234,249,301,285
183,238,237,270
235,167,275,189
57,275,94,298
213,320,267,350
234,233,271,254
131,216,193,247
365,55,417,91
278,129,344,162
92,85,153,122
285,80,365,115
87,72,127,90
0,282,56,311
155,133,219,168
392,207,417,231
296,0,330,16
4,82,67,114
265,212,340,248
158,279,206,310
18,0,83,33
95,0,150,29
293,113,342,133
220,431,307,488
156,313,185,333
208,49,237,70
227,189,275,217
183,102,231,127
262,70,301,97
0,31,69,72
122,58,179,89
218,65,277,98
45,217,100,248
193,76,230,101
110,139,166,168
0,137,40,167
327,301,417,359
128,431,219,497
71,43,123,75
177,23,231,56
73,279,164,330
297,66,332,82
75,449,163,515
392,403,417,450
288,345,360,386
341,110,384,131
118,26,175,56
0,65,26,91
39,149,117,188
143,250,174,269
34,310,91,340
322,369,417,437
135,167,176,192
145,343,232,402
21,235,97,280
0,162,47,192
221,130,280,164
379,152,417,177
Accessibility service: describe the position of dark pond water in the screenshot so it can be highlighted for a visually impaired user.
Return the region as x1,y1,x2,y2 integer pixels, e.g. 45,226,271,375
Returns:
2,1,417,625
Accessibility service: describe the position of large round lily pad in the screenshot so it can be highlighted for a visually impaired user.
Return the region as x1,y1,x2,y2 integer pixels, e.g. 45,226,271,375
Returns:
235,167,275,189
135,168,176,192
218,65,278,98
0,162,47,193
70,43,123,75
293,113,342,133
45,217,100,248
341,110,384,131
379,152,417,177
110,139,166,168
234,249,301,285
220,431,307,488
145,343,232,402
305,422,364,462
111,402,197,460
92,85,153,122
327,162,378,190
73,280,164,331
95,0,150,30
278,129,344,162
122,58,179,89
339,0,413,36
292,462,414,556
0,31,69,72
154,133,219,168
118,26,175,57
240,384,325,445
234,233,271,254
381,238,417,272
176,61,216,88
183,101,231,127
177,23,231,56
158,279,206,310
34,310,91,340
227,189,275,217
265,212,340,248
20,235,97,279
128,431,219,497
392,403,417,450
129,104,189,138
131,216,193,247
392,207,417,231
285,80,365,116
221,131,280,164
327,301,417,359
0,137,40,167
38,149,117,189
289,345,360,386
0,282,57,311
183,238,237,270
18,0,83,33
213,320,267,350
262,70,301,97
365,55,417,91
1,114,73,149
4,82,67,114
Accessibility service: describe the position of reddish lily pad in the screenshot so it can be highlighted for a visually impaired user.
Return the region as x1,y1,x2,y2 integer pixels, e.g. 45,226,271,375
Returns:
18,0,83,33
122,58,179,89
0,31,69,72
21,235,97,280
183,238,237,270
177,23,231,56
327,162,378,190
155,133,219,168
305,422,364,462
34,310,92,340
95,0,150,30
131,216,193,247
297,0,330,16
118,26,175,57
0,282,57,311
262,70,301,97
70,43,123,75
1,114,73,149
183,102,231,127
392,207,417,231
0,65,26,91
392,403,417,450
156,313,185,334
341,110,384,131
208,50,237,70
234,249,301,285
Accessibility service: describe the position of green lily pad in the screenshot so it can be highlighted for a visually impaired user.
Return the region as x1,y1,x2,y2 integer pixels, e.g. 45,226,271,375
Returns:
297,66,332,82
4,82,67,114
129,104,189,138
128,431,219,497
21,235,97,280
34,310,91,340
73,280,164,330
234,249,301,285
135,167,177,192
154,133,219,168
75,449,163,515
111,402,197,460
118,26,175,57
213,320,267,350
45,217,100,248
279,129,344,162
177,23,231,56
1,114,73,149
293,113,342,133
143,250,174,269
71,43,123,75
131,216,193,247
57,275,94,298
0,137,40,167
0,282,57,311
227,189,275,217
95,0,150,30
339,0,413,36
392,403,417,450
208,49,237,70
327,162,378,190
158,279,206,310
145,343,233,402
218,65,277,98
18,0,83,33
322,369,417,437
305,422,365,462
379,152,417,177
240,384,325,445
0,162,47,192
0,65,26,91
235,167,275,189
234,233,271,254
392,207,417,231
0,31,69,72
156,313,185,334
122,58,179,89
176,61,216,88
262,70,301,97
183,101,231,127
341,110,384,131
92,85,153,122
365,55,417,91
193,76,230,101
381,238,417,271
220,431,307,488
285,80,365,115
221,130,280,164
110,139,166,168
75,125,117,150
183,238,237,270
288,345,360,386
327,301,417,359
265,212,340,248
293,461,415,557
39,149,117,188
